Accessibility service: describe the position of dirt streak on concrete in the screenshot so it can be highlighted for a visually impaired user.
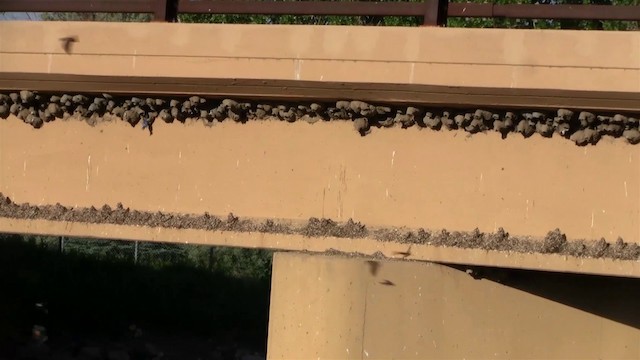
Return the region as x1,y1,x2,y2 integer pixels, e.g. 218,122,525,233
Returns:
1,193,638,261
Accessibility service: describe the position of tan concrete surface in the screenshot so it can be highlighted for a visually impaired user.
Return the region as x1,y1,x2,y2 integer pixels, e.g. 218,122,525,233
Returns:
1,217,638,278
0,116,638,244
1,21,639,93
267,252,640,359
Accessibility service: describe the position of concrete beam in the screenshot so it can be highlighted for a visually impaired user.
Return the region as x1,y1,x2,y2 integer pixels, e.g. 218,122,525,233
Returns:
0,118,638,244
267,252,640,359
0,21,639,107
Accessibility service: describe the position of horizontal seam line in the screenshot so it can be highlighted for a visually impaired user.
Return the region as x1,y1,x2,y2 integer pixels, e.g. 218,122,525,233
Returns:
1,51,638,71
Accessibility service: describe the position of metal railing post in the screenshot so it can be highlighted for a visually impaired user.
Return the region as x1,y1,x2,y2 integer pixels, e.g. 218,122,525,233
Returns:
58,236,65,253
152,0,177,22
134,241,139,264
423,0,448,26
152,0,166,21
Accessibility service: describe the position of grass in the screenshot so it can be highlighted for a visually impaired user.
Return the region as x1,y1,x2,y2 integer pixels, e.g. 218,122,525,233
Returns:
0,234,273,354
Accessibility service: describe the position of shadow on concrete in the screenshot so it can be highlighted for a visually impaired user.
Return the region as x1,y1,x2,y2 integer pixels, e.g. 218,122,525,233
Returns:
446,263,640,330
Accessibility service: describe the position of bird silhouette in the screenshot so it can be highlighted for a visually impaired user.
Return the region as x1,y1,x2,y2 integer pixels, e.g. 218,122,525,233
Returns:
365,260,381,276
379,279,396,286
423,112,442,130
59,36,78,54
465,268,484,280
393,245,412,258
353,118,369,136
141,117,153,135
623,128,640,144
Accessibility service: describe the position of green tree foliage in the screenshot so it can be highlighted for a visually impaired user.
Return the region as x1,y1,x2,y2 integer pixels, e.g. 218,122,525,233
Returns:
450,0,640,30
25,235,273,279
178,0,639,30
41,12,151,22
178,0,422,26
31,0,639,30
0,234,271,346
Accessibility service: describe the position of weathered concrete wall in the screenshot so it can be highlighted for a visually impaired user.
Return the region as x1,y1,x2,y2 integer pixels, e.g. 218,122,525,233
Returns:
0,21,639,93
267,252,640,359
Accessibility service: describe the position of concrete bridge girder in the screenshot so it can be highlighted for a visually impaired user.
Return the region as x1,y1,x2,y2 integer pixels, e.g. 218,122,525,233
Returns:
268,252,640,360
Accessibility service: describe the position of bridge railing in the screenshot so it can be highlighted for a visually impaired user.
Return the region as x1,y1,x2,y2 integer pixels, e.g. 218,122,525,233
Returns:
1,0,639,26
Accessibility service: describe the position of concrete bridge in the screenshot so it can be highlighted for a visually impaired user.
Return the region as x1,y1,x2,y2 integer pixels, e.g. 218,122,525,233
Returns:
1,17,640,359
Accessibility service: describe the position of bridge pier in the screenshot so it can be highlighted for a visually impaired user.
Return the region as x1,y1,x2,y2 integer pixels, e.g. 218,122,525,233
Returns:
267,252,640,359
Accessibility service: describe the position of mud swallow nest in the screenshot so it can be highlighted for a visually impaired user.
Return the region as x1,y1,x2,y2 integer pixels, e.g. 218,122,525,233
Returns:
0,193,638,261
1,90,639,146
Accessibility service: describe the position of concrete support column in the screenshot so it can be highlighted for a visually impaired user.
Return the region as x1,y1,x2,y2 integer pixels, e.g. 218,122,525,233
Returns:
267,252,640,359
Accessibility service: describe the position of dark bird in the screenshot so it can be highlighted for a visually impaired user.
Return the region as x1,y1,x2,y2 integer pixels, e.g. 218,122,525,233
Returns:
141,117,153,135
353,117,369,136
441,111,456,130
465,268,484,280
393,245,412,258
59,36,78,54
423,112,442,130
365,260,381,276
379,279,396,286
623,126,640,144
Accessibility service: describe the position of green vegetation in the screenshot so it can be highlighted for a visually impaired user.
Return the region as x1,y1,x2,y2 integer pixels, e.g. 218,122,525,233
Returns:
30,235,273,280
40,12,151,22
176,0,639,31
0,234,273,351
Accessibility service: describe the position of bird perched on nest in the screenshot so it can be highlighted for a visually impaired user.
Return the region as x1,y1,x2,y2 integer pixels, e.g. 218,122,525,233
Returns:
623,117,640,144
141,117,152,135
516,113,536,138
493,112,515,139
423,112,442,130
353,118,369,136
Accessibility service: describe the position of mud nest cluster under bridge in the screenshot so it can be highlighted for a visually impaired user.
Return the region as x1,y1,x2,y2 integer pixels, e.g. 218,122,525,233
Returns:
0,193,639,261
1,90,639,146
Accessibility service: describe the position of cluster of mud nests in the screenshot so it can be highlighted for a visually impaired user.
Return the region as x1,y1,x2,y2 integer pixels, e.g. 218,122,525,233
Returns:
1,193,638,261
2,90,640,146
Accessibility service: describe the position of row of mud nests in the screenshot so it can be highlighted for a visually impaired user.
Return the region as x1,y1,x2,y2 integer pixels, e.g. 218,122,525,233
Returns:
1,90,640,146
0,193,638,261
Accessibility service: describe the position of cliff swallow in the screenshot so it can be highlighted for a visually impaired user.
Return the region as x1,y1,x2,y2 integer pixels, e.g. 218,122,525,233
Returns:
141,117,154,135
379,279,396,286
393,245,412,258
59,36,78,54
365,260,381,276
